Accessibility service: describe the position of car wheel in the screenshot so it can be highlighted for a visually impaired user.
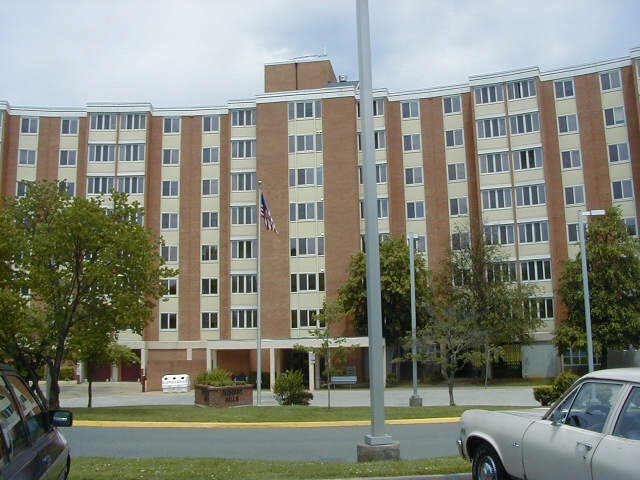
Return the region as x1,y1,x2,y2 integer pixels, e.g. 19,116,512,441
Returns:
472,443,507,480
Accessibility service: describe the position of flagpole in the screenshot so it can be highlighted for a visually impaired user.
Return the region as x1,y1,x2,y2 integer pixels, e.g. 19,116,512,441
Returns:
256,182,263,406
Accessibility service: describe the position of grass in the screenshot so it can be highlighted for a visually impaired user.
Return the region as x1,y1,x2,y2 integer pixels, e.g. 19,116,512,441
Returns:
69,456,471,479
70,405,527,423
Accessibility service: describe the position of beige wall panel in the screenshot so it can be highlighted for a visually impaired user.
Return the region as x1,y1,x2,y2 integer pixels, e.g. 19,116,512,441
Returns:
517,205,549,219
162,135,181,149
482,209,515,223
519,243,553,258
58,136,78,149
231,330,257,340
476,137,509,152
18,135,39,149
557,134,582,150
600,90,626,109
401,119,422,134
474,103,505,117
510,134,542,149
479,173,511,187
200,331,221,341
442,115,464,130
88,131,117,143
604,126,629,144
444,147,467,163
119,131,147,143
513,170,546,184
117,163,145,174
555,98,578,115
507,98,538,112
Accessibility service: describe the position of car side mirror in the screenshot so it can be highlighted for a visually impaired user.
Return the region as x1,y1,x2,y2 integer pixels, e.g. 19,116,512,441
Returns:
50,410,73,427
551,409,566,426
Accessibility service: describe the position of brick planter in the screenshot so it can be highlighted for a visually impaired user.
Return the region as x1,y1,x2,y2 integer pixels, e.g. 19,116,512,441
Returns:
194,384,254,407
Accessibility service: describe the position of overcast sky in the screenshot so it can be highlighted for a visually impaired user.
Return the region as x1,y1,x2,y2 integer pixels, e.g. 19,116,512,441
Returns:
2,0,639,109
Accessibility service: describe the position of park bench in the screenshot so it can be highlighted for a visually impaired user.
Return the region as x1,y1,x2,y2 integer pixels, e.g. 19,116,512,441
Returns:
330,375,357,388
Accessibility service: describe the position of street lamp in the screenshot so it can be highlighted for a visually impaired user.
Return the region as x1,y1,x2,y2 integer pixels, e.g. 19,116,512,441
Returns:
578,209,606,372
408,234,422,407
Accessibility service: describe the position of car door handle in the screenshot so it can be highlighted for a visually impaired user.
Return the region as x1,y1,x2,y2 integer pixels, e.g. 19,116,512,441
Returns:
577,441,593,451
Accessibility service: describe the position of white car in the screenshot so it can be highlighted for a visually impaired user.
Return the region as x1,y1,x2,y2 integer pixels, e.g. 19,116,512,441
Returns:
457,368,640,480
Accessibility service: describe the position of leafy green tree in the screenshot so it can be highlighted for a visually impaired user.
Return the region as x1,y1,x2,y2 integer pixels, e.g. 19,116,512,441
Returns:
0,181,175,408
338,236,432,360
555,208,640,365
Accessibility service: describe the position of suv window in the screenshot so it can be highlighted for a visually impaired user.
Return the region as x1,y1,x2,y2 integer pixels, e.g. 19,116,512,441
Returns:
6,376,47,441
0,377,29,459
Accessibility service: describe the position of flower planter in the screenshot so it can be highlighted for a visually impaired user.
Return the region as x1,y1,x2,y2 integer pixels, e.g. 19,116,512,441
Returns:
194,384,254,407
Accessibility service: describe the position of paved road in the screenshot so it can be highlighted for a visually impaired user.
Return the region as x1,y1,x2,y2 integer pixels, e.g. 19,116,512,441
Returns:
64,422,460,462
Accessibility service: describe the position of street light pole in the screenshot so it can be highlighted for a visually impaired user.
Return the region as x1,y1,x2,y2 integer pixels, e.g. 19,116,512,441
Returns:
578,209,605,373
409,234,422,406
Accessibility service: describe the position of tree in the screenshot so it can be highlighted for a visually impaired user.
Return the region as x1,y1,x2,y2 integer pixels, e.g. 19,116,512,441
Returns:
295,301,353,409
338,236,432,361
0,181,175,408
555,208,640,365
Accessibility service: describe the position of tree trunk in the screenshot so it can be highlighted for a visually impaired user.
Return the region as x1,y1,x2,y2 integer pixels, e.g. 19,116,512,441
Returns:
448,371,456,406
326,349,332,410
87,380,93,408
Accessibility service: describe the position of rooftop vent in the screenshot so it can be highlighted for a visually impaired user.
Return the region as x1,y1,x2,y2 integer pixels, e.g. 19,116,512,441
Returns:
338,74,348,82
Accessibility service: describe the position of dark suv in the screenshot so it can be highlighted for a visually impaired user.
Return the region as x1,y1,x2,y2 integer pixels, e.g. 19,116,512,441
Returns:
0,364,73,479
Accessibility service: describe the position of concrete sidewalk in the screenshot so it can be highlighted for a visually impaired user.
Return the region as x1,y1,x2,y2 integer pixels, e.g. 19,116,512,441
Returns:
59,380,539,409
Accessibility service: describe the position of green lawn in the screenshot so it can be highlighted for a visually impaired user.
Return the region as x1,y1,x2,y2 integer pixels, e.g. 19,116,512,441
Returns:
69,456,471,480
71,405,526,423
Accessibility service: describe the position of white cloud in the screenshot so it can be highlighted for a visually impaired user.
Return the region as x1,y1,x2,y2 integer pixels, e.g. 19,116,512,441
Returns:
0,0,637,107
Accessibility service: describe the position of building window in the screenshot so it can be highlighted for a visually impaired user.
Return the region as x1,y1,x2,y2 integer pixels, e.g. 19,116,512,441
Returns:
487,262,517,282
201,312,219,329
61,118,79,135
87,176,114,195
62,181,75,197
482,188,512,210
161,245,178,263
162,180,179,197
564,185,585,206
485,223,516,245
507,79,536,100
203,115,220,132
90,114,116,130
447,162,466,181
450,197,468,216
477,117,507,138
231,206,256,225
231,274,257,294
567,223,579,242
290,167,322,187
358,99,384,117
561,149,582,169
202,179,219,196
377,198,388,218
17,149,36,166
16,181,29,198
357,131,385,151
122,113,146,130
290,237,325,257
604,106,625,127
443,95,461,114
233,172,257,191
624,218,638,236
288,101,322,120
403,134,421,152
475,85,504,104
232,109,256,126
162,278,177,296
202,147,219,164
407,201,425,219
510,112,540,134
201,278,218,295
513,147,543,170
519,221,549,243
232,309,257,329
521,259,552,281
445,129,464,147
405,166,423,185
479,152,509,174
163,149,180,165
558,114,578,134
291,309,323,329
290,202,324,221
201,244,218,261
202,211,219,228
516,184,546,206
118,175,145,195
160,312,177,330
608,143,630,163
452,232,470,250
89,144,116,162
232,240,255,259
161,213,178,229
290,273,325,292
554,79,575,99
410,235,427,253
401,101,419,119
359,164,388,184
600,70,622,91
231,139,256,158
163,117,180,133
612,179,633,200
289,134,323,153
531,297,554,320
119,144,145,162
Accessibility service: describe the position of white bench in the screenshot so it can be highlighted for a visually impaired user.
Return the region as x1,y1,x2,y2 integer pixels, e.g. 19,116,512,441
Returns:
330,375,357,388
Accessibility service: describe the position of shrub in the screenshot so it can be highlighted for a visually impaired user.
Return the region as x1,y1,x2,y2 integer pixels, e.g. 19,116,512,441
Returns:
273,370,313,406
59,366,75,381
553,372,579,397
196,368,233,387
533,385,556,406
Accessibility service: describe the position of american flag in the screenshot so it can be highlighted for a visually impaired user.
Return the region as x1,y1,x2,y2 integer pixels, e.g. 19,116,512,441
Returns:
260,193,277,233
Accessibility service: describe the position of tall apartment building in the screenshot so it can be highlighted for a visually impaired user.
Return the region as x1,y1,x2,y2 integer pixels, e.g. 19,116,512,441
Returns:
1,49,639,389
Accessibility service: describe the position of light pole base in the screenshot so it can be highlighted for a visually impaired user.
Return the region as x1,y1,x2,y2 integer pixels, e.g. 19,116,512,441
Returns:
357,440,400,462
409,395,423,407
